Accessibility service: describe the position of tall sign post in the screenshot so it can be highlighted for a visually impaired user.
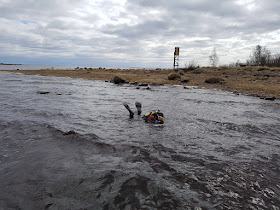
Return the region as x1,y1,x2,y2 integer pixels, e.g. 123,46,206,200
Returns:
173,47,179,69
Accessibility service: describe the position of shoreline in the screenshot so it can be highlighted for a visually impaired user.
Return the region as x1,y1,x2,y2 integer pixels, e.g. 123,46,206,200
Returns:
0,63,22,65
2,67,280,99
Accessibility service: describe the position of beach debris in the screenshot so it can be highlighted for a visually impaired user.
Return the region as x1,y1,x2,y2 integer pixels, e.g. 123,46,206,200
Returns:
168,73,181,80
138,83,148,86
112,75,126,84
37,91,50,94
205,78,224,84
264,96,276,101
181,79,189,83
233,91,240,95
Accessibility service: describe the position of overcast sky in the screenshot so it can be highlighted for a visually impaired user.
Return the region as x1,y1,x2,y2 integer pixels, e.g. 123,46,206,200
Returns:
1,0,280,68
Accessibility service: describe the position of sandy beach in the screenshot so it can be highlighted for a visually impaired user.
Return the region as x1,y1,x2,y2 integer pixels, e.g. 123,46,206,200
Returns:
3,66,280,99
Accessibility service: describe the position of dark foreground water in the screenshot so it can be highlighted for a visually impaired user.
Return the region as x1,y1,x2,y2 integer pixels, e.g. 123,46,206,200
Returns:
0,72,279,210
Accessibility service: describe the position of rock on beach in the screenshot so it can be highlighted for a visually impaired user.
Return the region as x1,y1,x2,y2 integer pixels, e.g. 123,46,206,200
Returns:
168,73,181,80
37,91,50,94
112,75,126,84
205,78,224,84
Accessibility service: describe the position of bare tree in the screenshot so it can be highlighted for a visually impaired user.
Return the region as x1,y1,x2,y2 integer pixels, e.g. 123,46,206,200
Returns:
209,48,219,67
250,45,271,66
246,45,280,67
271,53,280,67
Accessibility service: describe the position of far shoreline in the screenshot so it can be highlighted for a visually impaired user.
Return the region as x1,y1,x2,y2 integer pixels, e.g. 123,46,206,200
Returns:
0,63,22,65
2,66,280,100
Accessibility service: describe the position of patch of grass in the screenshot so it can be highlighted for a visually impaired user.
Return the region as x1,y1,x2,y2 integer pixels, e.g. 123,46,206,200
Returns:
269,67,280,71
231,83,280,96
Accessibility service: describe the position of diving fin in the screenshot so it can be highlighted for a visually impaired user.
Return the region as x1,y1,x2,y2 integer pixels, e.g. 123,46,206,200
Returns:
135,102,142,115
123,102,134,118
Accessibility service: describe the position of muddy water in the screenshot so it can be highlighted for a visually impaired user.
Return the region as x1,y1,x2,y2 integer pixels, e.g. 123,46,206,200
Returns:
0,71,279,209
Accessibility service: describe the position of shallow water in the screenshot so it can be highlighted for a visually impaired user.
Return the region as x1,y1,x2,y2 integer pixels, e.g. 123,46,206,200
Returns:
0,64,77,70
0,71,279,209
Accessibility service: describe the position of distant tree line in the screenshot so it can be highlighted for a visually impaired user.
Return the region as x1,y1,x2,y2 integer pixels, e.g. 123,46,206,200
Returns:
246,45,280,67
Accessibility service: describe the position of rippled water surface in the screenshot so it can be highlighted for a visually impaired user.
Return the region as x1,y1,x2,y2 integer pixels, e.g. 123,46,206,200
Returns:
0,71,279,209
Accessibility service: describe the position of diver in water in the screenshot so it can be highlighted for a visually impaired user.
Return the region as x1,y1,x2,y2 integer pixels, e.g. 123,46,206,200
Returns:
142,110,164,125
123,102,164,125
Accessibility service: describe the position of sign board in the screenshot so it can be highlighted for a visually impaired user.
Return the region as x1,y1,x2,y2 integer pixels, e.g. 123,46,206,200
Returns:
174,47,179,56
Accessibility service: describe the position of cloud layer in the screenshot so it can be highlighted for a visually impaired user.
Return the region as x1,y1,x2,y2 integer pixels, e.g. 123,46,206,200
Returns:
1,0,280,68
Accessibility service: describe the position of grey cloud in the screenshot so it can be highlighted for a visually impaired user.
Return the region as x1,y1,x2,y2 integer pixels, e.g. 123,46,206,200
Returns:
0,0,280,67
103,1,248,41
101,20,170,39
128,0,246,17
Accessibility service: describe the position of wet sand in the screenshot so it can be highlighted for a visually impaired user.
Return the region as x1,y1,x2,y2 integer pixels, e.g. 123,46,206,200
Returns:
3,66,280,99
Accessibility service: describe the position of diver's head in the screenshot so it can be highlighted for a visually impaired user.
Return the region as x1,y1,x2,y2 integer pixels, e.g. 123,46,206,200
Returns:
158,116,164,122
